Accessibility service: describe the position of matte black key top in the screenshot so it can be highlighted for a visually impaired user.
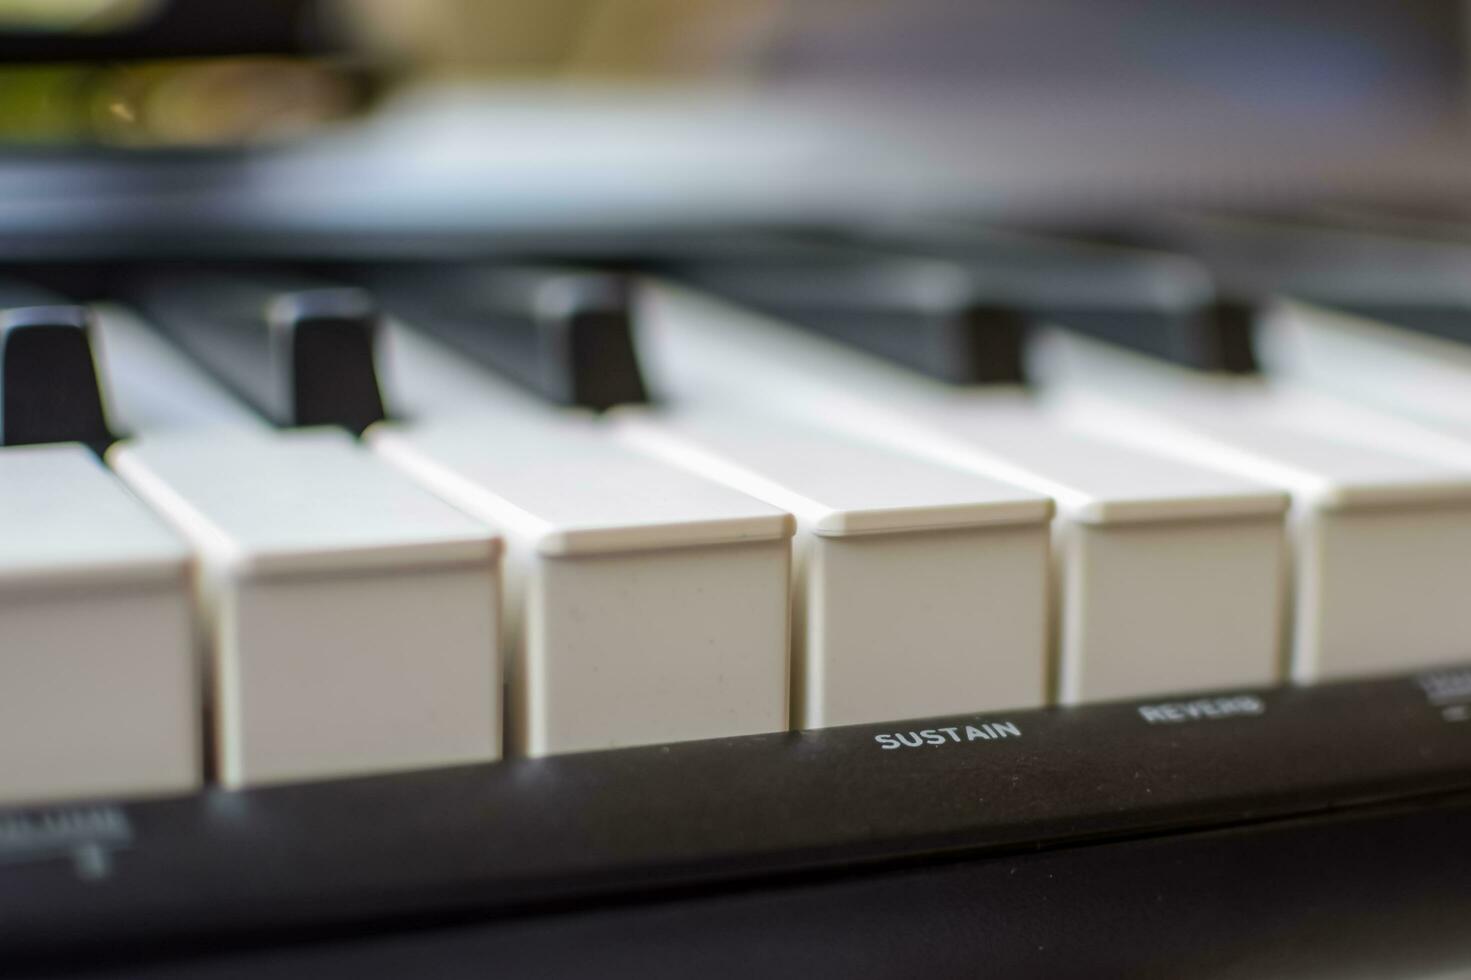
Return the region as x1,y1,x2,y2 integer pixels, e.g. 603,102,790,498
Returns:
0,285,113,453
856,225,1258,374
660,238,1027,386
1104,212,1471,347
128,273,387,435
371,265,648,411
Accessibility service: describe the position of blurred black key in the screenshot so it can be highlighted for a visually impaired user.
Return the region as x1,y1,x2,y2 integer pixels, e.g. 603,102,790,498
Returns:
129,272,387,435
657,238,1027,386
1297,302,1471,346
1044,296,1258,372
1102,212,1471,347
0,284,113,453
855,225,1258,374
370,265,648,411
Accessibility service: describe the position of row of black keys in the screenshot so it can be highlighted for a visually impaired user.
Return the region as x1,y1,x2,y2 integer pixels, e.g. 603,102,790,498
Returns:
0,265,644,452
7,217,1469,452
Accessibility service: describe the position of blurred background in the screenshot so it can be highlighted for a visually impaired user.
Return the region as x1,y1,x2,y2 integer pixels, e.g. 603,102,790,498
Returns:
1,0,1470,247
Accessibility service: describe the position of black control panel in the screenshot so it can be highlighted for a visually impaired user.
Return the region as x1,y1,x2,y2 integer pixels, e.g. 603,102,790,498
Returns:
4,667,1471,976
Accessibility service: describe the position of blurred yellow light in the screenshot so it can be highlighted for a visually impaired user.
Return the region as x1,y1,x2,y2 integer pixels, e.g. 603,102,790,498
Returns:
0,0,161,33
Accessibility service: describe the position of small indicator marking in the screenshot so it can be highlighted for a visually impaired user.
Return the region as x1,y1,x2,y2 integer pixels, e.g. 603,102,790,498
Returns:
874,722,1021,750
0,805,132,880
1137,694,1265,725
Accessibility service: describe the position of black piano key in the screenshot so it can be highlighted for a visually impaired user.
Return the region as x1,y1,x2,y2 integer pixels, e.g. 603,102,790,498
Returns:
127,272,387,435
0,286,113,453
369,265,649,411
273,288,388,435
1038,299,1259,373
656,238,1028,386
851,224,1259,374
1100,212,1471,346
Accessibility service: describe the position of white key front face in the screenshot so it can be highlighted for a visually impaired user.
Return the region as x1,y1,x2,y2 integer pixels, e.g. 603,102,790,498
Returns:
223,566,499,784
1059,518,1285,703
107,429,502,787
523,540,791,755
615,409,1053,728
1298,506,1471,682
0,444,197,805
801,525,1049,726
369,415,795,757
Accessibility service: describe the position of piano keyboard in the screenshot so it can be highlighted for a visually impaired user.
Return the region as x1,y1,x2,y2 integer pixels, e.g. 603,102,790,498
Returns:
7,223,1471,977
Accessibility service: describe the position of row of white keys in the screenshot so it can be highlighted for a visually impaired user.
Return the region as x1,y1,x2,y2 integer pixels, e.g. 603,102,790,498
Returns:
615,407,1053,727
108,428,502,787
638,281,1291,704
0,444,197,805
1038,329,1471,682
368,411,794,756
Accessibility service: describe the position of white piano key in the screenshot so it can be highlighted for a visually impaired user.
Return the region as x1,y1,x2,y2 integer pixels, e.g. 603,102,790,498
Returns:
90,304,270,436
378,316,563,422
1050,381,1471,684
639,281,1291,704
0,443,197,805
615,407,1052,728
107,428,501,787
1258,297,1471,436
368,413,794,756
